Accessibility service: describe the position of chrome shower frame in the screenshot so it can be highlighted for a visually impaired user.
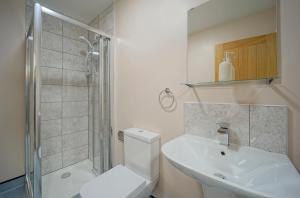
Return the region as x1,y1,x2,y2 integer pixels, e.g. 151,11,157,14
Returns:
25,3,113,198
41,6,112,39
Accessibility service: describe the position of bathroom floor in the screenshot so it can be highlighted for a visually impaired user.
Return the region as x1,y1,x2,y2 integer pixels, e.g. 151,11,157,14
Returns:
42,160,95,198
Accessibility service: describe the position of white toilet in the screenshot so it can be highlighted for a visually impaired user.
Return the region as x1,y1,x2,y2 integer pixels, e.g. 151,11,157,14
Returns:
80,128,160,198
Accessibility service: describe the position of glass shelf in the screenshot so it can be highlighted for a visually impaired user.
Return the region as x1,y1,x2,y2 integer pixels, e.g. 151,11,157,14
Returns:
183,78,274,88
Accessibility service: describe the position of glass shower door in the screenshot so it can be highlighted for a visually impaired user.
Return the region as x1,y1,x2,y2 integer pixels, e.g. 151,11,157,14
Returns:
89,37,112,175
25,25,34,198
25,3,42,198
25,3,113,197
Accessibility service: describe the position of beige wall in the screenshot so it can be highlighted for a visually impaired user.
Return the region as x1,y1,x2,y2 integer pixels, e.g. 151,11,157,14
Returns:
114,0,203,197
114,0,300,198
0,0,25,182
188,8,276,82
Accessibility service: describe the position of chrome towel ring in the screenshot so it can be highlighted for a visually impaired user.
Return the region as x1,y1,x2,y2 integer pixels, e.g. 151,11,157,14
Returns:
158,88,175,110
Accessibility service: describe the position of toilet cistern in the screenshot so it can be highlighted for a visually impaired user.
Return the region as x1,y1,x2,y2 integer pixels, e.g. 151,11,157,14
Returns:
80,128,160,198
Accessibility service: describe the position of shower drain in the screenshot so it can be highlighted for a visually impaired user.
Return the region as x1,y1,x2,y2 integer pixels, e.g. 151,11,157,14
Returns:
61,172,71,179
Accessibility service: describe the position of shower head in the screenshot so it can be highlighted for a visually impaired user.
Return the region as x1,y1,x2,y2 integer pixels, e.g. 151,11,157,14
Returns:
79,36,93,49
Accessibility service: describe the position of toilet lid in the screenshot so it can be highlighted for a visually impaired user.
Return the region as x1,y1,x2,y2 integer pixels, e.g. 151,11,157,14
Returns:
80,165,146,198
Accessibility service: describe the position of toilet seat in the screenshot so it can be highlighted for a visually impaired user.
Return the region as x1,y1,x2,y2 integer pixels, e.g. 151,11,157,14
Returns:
80,165,147,198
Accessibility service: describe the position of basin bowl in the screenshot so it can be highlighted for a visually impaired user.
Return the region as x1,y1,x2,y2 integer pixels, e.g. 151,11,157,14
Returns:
162,134,300,198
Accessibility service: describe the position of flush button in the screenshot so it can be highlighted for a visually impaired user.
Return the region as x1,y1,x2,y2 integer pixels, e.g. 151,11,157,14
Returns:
138,130,143,132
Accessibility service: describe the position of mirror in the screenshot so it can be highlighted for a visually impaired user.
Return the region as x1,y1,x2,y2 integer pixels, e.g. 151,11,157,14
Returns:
187,0,278,84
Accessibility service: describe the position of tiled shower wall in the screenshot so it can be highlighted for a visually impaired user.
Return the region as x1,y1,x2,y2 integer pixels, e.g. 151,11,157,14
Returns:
184,103,288,154
40,13,90,175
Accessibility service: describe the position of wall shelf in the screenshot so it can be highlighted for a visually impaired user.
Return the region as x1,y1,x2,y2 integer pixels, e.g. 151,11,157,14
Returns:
183,78,274,88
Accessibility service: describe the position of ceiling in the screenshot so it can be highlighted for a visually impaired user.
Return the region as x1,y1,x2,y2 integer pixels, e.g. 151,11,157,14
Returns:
188,0,276,35
38,0,113,23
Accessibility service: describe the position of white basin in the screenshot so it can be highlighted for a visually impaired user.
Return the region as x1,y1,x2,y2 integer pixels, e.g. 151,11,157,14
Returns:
162,134,300,198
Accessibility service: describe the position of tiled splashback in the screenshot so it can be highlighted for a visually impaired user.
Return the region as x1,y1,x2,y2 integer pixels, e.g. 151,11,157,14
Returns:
184,103,288,154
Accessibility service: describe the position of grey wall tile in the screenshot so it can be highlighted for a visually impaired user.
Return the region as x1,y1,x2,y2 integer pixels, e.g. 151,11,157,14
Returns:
41,102,62,121
62,131,88,151
26,0,34,7
229,105,250,146
40,67,62,85
184,103,249,146
89,15,99,29
42,14,62,35
63,22,88,40
63,70,88,86
41,136,62,157
41,49,62,68
42,31,62,51
42,153,62,175
63,101,88,118
250,105,288,154
41,85,62,102
63,53,86,71
93,156,100,170
92,132,101,155
63,37,86,56
62,145,88,167
88,32,98,48
40,9,93,174
41,119,61,139
99,6,114,35
62,116,88,134
91,56,99,73
63,86,88,101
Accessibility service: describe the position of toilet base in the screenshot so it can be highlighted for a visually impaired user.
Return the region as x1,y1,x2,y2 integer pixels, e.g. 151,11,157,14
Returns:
132,180,155,198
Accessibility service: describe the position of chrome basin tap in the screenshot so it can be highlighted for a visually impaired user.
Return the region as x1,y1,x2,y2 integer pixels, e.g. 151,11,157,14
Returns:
216,122,229,146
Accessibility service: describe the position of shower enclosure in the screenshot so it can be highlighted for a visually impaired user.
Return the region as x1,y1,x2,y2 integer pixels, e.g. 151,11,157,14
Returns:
25,3,112,198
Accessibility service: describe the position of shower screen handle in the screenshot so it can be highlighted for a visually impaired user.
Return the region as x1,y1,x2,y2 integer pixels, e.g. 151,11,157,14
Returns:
36,112,41,158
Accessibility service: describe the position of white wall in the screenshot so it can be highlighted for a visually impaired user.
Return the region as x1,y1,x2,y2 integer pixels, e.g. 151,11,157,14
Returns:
114,0,300,198
188,8,276,82
0,0,25,182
